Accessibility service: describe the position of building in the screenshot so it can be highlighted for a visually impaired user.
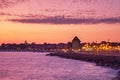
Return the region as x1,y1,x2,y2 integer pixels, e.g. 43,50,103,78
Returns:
72,36,81,51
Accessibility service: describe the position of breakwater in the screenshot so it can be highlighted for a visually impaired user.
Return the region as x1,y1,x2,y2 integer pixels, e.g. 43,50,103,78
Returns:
47,51,120,80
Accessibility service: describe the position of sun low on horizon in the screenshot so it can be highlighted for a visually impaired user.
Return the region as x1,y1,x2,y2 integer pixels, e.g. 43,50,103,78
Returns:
0,0,120,44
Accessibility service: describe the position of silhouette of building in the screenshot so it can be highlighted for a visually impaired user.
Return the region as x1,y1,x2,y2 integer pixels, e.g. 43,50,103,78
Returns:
24,40,28,45
72,36,81,51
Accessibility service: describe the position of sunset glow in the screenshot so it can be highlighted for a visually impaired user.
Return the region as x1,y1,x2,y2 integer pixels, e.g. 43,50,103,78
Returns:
0,0,120,44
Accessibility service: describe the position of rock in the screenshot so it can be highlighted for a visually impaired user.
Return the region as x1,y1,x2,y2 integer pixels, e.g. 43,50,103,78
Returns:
112,77,120,80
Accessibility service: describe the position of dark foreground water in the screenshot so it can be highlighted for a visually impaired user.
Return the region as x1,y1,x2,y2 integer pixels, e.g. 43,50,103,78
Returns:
0,52,118,80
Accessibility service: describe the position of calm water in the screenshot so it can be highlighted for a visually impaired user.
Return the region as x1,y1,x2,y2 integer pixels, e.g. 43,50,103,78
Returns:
0,52,118,80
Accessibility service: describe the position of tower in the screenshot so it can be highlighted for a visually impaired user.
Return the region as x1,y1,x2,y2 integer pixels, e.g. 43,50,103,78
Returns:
72,36,81,51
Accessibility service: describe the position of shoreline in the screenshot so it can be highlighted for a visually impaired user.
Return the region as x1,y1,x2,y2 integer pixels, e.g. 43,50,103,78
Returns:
47,51,120,80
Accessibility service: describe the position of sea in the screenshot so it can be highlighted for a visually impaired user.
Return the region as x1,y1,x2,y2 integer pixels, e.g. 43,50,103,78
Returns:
0,52,118,80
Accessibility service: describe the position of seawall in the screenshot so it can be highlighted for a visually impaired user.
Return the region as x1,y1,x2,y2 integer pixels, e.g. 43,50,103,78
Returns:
47,51,120,80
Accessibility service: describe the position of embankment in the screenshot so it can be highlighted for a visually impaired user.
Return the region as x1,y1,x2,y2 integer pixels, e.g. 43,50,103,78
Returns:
47,51,120,80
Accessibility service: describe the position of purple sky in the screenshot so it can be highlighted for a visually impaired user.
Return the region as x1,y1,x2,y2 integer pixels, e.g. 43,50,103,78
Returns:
0,0,120,24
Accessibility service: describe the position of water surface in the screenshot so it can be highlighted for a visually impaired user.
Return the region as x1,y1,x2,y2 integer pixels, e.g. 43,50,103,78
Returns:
0,52,118,80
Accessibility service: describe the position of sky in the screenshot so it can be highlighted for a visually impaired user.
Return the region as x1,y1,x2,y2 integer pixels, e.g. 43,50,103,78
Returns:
0,0,120,44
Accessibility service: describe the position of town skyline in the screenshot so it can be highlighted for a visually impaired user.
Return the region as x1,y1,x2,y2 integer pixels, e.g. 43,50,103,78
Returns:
0,36,120,52
0,36,120,45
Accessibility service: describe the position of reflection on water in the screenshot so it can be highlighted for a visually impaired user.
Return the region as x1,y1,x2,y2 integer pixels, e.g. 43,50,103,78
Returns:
0,52,118,80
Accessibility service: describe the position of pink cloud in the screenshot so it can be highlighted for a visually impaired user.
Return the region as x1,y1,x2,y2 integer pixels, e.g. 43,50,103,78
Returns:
0,0,119,24
8,15,120,24
0,0,26,8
